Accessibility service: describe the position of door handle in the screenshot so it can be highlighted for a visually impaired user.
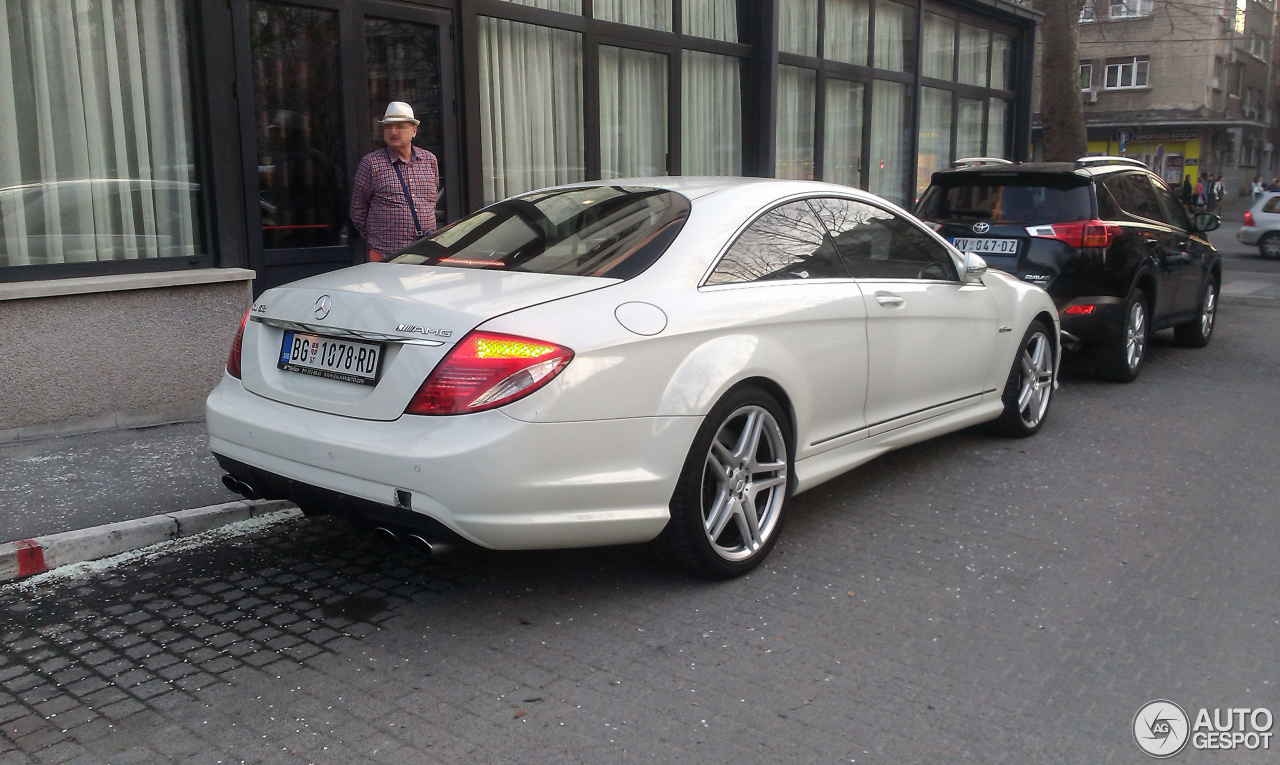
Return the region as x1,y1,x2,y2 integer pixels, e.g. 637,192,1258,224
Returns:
875,293,904,307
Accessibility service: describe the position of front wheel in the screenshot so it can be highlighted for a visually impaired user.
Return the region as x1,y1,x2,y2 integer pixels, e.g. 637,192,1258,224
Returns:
656,386,792,579
992,320,1054,437
1174,280,1217,348
1095,289,1149,383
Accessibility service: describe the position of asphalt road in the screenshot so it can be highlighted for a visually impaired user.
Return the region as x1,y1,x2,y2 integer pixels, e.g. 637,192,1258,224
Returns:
3,241,1279,763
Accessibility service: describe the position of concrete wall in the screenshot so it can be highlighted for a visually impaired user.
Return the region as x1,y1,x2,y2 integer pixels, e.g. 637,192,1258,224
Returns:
0,272,252,441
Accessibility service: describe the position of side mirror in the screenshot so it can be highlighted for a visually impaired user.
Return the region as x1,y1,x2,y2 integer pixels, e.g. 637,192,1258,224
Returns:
962,252,988,283
1193,212,1220,233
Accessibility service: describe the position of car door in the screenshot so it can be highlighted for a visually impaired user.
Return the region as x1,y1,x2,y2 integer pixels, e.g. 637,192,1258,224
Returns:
702,199,870,455
1102,173,1188,322
808,197,999,434
1147,175,1208,316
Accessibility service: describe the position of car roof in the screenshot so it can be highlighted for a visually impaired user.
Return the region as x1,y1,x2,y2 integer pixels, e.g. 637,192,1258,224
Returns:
546,176,901,206
930,162,1153,181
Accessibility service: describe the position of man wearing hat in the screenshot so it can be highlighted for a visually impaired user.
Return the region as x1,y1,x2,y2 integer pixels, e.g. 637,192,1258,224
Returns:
349,102,440,260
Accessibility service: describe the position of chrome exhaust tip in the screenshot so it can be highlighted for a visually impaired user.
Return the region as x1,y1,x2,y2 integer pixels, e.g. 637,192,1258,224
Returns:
372,526,399,545
221,474,259,500
405,534,455,558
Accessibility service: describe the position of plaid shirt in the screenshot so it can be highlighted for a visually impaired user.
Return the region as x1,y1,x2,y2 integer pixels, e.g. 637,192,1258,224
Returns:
349,146,440,255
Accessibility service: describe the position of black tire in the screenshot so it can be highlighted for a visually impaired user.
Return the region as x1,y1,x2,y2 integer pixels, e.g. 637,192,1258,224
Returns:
656,385,793,579
1095,288,1149,383
991,320,1054,438
1174,279,1218,348
1259,233,1280,259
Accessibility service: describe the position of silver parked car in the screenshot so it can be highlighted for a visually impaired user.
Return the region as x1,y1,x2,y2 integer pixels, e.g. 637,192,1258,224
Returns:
1238,191,1280,258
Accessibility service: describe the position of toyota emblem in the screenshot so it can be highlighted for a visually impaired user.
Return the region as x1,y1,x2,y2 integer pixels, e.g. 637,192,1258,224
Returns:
314,295,332,320
972,221,991,234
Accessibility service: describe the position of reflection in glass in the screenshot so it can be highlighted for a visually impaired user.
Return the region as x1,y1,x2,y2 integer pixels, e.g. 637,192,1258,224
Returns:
957,97,984,159
779,0,818,56
251,3,347,249
922,13,955,80
825,0,870,66
776,66,816,180
873,1,914,72
869,80,911,205
600,47,668,178
595,0,671,30
684,0,739,42
810,196,956,279
0,0,201,266
991,34,1012,90
682,51,741,175
708,201,844,284
478,18,584,203
366,19,443,228
987,98,1009,158
958,24,988,85
824,80,864,188
917,88,952,197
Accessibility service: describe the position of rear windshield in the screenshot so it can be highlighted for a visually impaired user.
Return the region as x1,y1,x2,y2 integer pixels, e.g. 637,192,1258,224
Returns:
389,186,690,279
916,175,1094,224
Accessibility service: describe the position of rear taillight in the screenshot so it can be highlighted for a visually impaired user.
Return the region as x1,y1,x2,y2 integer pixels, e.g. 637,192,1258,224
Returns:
1026,219,1119,249
1063,304,1096,315
405,331,574,415
1244,210,1254,227
226,310,250,379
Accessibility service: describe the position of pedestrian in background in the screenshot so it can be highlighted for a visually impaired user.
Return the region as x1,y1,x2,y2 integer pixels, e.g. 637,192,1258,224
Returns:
1252,175,1265,203
1181,175,1193,212
1193,177,1207,211
349,101,440,262
1210,175,1226,213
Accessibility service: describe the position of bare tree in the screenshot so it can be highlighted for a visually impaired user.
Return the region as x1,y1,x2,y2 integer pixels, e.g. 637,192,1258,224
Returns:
1037,0,1090,160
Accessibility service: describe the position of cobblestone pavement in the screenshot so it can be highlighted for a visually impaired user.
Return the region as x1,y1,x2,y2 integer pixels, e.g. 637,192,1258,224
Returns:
2,303,1279,764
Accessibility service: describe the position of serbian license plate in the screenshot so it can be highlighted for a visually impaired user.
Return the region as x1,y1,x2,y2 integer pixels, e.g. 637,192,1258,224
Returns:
278,331,382,385
952,237,1019,255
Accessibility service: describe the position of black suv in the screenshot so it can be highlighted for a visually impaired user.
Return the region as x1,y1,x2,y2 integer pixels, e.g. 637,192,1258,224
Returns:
915,158,1222,382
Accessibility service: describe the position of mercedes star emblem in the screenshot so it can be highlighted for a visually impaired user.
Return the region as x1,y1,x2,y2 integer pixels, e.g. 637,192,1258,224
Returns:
972,221,991,234
314,295,332,320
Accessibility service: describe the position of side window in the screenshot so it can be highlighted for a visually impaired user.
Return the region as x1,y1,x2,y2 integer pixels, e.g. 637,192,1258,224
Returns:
808,197,959,280
1105,173,1165,222
1149,177,1191,230
706,201,847,285
1263,196,1280,213
1095,182,1124,220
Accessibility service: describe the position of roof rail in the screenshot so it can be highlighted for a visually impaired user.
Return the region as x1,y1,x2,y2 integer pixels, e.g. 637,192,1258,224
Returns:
1075,155,1147,169
952,157,1015,168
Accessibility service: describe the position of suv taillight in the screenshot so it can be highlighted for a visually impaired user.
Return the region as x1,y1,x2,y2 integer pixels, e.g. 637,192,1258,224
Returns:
1244,210,1254,227
1026,219,1120,249
405,331,574,415
226,310,250,379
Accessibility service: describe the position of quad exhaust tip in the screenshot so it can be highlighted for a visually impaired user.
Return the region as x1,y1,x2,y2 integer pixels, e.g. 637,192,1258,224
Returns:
373,527,454,557
221,474,259,500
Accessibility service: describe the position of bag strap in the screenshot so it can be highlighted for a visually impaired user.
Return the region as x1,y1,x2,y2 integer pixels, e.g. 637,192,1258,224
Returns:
388,148,424,236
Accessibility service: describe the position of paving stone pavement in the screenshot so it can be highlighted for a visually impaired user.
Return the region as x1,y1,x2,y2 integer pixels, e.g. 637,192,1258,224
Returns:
2,302,1278,764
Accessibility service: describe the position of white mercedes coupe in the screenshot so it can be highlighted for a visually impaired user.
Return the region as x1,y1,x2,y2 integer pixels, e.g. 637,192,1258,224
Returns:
207,178,1058,578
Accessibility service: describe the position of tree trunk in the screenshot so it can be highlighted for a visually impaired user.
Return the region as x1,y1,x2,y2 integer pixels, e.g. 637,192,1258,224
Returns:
1038,0,1089,161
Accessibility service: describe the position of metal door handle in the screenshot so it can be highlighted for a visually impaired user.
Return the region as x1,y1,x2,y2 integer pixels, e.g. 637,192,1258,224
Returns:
875,293,904,306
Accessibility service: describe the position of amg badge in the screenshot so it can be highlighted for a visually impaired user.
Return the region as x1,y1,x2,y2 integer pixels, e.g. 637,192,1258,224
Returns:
396,324,453,338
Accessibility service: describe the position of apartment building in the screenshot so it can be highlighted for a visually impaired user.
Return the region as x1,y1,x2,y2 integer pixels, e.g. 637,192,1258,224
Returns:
1035,0,1277,194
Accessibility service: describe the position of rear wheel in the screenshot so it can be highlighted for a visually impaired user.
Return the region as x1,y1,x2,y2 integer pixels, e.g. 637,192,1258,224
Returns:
992,320,1054,437
1260,233,1280,259
657,385,792,579
1174,280,1217,348
1096,289,1149,383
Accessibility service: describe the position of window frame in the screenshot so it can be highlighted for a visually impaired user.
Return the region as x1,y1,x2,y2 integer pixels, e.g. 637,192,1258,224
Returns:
1079,62,1093,91
1104,56,1149,90
1108,0,1153,18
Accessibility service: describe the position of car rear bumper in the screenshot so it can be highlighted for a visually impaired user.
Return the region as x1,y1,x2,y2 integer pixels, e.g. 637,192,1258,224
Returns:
1057,296,1127,347
1238,226,1263,246
206,375,701,550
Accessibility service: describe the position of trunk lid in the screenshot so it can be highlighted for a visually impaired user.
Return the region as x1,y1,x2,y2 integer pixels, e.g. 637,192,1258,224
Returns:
239,263,615,420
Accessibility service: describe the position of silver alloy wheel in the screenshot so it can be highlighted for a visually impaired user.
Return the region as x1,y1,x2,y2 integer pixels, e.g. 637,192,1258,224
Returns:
1016,331,1054,428
1199,283,1217,338
1263,235,1280,258
700,405,788,562
1125,300,1146,371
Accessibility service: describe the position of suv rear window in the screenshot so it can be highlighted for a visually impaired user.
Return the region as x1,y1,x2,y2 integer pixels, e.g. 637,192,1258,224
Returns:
390,186,690,279
916,175,1093,224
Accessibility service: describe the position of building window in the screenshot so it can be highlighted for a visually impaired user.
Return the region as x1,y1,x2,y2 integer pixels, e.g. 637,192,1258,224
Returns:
874,1,915,72
988,98,1009,158
1109,0,1152,17
917,88,953,189
1104,57,1149,88
922,13,956,80
956,97,984,158
683,0,739,42
1213,56,1224,89
1080,63,1093,90
594,0,672,31
824,80,864,188
499,0,582,14
1231,63,1243,95
682,50,742,175
0,0,203,269
825,0,871,66
958,24,989,86
599,46,668,178
779,0,819,57
775,66,816,179
478,18,584,204
1080,0,1096,21
870,80,912,205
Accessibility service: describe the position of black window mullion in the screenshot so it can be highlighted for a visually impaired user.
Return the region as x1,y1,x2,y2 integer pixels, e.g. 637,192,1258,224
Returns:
583,24,601,180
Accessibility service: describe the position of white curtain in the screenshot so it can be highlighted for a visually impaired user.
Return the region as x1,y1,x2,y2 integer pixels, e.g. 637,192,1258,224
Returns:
595,0,671,30
778,0,818,56
498,0,581,14
682,51,741,175
990,34,1011,90
683,0,738,42
0,0,198,267
873,2,909,71
600,46,667,178
825,0,870,66
917,87,952,197
922,13,955,80
869,80,908,205
824,79,863,187
957,24,988,86
987,98,1009,158
775,66,815,179
479,17,584,204
957,97,983,158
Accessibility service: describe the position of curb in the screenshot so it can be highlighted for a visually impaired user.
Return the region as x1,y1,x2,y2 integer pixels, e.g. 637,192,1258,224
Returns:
0,499,297,583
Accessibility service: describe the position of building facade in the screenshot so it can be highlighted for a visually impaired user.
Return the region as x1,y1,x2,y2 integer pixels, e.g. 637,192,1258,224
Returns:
0,0,1038,439
1035,0,1278,192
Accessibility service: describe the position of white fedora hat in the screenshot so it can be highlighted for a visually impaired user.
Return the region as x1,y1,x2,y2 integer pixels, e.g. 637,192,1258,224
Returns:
379,101,420,126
